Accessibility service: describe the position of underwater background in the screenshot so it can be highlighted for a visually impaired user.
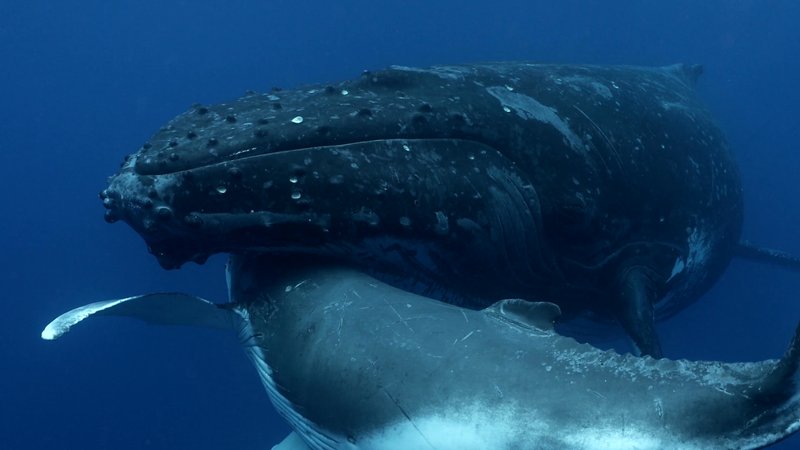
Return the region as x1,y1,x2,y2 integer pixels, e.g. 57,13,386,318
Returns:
1,1,798,448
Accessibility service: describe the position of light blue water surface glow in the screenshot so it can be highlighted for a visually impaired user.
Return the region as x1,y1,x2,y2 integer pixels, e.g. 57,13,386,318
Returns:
1,1,798,448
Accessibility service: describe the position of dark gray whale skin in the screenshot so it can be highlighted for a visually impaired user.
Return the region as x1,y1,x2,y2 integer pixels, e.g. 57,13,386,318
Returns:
101,62,743,356
40,254,800,449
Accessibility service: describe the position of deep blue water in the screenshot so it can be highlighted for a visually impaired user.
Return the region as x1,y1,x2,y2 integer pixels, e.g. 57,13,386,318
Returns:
1,1,798,448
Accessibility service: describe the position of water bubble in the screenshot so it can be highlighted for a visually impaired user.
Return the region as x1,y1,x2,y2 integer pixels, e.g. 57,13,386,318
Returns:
399,216,411,227
503,106,511,113
216,186,227,194
402,144,411,152
291,191,302,200
291,116,304,124
341,90,349,95
289,176,298,184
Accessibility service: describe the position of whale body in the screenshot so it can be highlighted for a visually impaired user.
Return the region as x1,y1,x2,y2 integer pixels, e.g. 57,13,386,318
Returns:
43,255,800,449
101,62,751,356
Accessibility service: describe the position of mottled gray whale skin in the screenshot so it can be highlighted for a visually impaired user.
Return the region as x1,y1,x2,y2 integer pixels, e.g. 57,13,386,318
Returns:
101,62,745,356
42,254,800,449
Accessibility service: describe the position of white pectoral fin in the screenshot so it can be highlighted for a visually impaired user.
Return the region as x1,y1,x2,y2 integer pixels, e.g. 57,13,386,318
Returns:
42,293,234,340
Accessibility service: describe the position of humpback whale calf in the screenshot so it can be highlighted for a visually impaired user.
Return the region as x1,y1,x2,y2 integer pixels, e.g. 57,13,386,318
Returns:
43,255,800,449
100,62,800,356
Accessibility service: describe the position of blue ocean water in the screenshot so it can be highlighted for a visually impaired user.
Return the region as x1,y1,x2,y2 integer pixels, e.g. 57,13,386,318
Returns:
1,1,798,448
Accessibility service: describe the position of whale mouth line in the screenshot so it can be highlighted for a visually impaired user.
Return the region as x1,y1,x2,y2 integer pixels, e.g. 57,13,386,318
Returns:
135,137,459,175
133,134,484,176
104,136,513,270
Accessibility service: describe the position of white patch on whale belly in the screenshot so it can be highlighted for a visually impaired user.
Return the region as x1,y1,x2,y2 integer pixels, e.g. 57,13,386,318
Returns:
356,404,532,450
486,86,585,152
357,405,668,450
561,428,663,450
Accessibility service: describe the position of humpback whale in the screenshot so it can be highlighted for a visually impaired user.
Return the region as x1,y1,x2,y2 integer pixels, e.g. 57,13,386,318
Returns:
100,62,800,356
43,255,800,449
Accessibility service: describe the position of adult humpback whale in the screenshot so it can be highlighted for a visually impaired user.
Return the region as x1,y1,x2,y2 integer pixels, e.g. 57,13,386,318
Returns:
100,62,799,356
43,255,800,449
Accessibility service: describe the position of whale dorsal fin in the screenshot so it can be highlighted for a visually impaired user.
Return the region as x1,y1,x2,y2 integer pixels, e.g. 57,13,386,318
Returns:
484,299,560,331
41,293,234,340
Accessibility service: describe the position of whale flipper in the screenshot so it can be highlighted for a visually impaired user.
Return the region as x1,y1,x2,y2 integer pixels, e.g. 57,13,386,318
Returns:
41,293,235,340
735,240,800,271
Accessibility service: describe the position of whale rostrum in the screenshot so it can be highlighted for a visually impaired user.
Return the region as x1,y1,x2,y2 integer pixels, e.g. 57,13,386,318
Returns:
43,255,800,449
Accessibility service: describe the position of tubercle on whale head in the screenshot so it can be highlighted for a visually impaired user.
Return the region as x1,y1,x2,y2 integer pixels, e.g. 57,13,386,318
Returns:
102,137,555,298
100,65,503,272
127,67,483,178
